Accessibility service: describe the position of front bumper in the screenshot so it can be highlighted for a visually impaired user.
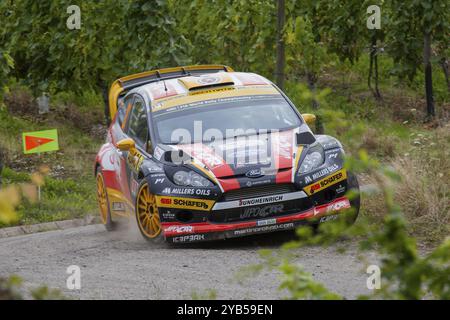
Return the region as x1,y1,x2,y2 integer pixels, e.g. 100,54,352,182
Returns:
162,196,352,243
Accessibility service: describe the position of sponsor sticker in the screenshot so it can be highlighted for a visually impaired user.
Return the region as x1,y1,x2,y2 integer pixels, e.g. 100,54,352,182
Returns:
172,234,205,243
304,175,313,184
335,185,346,194
256,218,277,226
325,198,350,213
245,168,264,178
156,196,215,211
127,150,144,172
240,204,284,219
246,179,272,187
212,191,306,211
165,225,194,234
160,198,172,205
150,173,166,178
314,198,351,216
320,215,338,223
161,212,176,220
154,146,164,160
190,87,235,96
233,222,294,236
327,152,338,159
112,202,125,211
304,169,347,195
310,164,339,181
238,195,284,207
197,75,221,85
161,187,211,196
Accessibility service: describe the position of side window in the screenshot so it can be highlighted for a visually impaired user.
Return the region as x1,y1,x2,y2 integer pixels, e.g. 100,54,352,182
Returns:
117,95,133,126
126,97,149,148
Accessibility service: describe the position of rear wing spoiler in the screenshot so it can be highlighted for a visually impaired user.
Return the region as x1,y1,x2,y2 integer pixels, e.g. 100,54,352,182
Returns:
107,65,234,121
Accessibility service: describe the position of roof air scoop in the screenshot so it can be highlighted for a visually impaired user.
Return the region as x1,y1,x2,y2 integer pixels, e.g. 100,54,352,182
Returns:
179,74,235,91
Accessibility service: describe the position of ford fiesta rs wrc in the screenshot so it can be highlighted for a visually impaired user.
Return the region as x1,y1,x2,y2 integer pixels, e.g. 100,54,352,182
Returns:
95,65,360,243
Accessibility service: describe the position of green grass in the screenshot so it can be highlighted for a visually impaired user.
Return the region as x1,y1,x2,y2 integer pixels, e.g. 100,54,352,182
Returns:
286,56,449,243
0,94,103,227
0,167,97,227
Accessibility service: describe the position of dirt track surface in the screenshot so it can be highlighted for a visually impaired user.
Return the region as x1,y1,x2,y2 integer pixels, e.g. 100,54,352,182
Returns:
0,222,378,299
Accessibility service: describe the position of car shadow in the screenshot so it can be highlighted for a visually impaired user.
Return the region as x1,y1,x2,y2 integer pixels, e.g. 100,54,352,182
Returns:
108,219,301,250
166,229,299,250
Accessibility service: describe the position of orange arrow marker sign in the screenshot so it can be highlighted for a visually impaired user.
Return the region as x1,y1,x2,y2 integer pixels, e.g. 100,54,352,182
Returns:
25,136,54,151
22,130,59,154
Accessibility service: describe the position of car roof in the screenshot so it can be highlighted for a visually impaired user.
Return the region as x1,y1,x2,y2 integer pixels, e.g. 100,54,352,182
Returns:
134,72,279,112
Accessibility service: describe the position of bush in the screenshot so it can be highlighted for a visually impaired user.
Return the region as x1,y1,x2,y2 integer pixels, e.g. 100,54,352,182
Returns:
4,87,37,116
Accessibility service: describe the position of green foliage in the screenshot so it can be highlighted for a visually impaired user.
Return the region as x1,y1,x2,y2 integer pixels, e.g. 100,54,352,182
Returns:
0,275,23,300
30,285,66,300
1,0,448,104
285,16,328,78
386,0,450,80
0,0,185,93
191,289,217,300
277,262,341,300
0,275,66,300
349,151,450,299
124,0,189,70
0,170,68,300
1,167,96,227
247,147,450,300
171,0,276,77
288,0,374,65
0,51,14,95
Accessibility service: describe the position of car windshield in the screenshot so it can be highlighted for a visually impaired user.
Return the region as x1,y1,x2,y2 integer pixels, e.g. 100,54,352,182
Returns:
152,95,301,144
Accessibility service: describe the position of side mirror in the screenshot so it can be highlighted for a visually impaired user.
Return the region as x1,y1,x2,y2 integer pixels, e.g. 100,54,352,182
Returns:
302,113,316,126
116,138,135,152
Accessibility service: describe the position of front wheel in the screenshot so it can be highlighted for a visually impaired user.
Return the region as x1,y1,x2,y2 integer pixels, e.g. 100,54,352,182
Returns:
344,171,361,224
135,180,163,242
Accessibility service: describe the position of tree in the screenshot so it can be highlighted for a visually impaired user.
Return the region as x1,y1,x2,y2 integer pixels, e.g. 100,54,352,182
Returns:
285,1,335,133
0,0,186,94
367,4,385,100
275,0,286,89
387,0,449,118
170,0,276,78
285,15,327,133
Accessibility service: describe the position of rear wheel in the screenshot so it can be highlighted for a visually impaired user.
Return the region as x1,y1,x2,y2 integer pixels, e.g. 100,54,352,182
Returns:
96,171,116,231
135,180,163,241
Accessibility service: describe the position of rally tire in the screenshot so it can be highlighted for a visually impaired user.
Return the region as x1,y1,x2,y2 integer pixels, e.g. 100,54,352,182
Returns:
345,171,361,225
96,171,116,231
135,180,164,242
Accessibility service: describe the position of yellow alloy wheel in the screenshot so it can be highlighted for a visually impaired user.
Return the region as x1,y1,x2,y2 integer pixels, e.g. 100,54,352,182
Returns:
96,172,108,225
136,183,161,239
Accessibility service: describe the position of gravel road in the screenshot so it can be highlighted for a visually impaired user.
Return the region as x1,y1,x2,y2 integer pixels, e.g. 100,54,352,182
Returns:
0,222,378,299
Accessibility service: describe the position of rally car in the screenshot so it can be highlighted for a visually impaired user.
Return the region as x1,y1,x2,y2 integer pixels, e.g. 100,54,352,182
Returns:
95,65,360,243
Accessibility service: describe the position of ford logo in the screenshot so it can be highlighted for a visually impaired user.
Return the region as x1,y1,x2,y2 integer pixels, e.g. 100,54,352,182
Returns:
245,168,263,178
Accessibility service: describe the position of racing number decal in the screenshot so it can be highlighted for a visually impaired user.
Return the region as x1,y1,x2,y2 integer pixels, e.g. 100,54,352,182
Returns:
304,169,347,195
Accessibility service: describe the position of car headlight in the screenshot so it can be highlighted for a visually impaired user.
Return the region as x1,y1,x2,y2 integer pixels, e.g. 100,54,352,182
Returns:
173,170,213,187
299,145,325,174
